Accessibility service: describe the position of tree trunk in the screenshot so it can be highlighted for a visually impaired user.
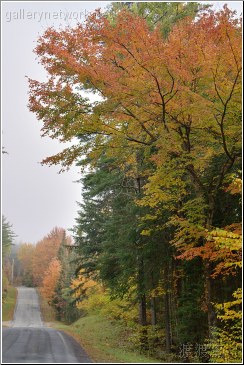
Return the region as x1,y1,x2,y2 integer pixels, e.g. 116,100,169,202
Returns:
137,253,148,351
164,262,171,352
205,193,216,336
150,296,157,326
139,293,147,326
150,273,157,326
164,292,171,352
204,261,216,337
139,293,148,351
206,193,215,230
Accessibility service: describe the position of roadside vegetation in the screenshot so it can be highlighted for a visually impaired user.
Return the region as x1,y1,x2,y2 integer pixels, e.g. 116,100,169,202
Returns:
37,289,57,323
7,2,242,363
53,314,164,363
2,216,17,323
2,286,17,322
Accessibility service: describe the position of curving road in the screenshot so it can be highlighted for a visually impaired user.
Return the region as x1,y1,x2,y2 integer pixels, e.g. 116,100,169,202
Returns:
2,287,92,363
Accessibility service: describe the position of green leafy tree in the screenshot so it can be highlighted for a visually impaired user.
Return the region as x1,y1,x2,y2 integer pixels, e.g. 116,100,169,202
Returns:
107,1,210,37
27,2,242,356
2,216,16,300
2,216,15,258
53,232,80,323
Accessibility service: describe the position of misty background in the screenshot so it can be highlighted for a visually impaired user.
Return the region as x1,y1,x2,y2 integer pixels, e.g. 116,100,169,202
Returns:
1,1,242,244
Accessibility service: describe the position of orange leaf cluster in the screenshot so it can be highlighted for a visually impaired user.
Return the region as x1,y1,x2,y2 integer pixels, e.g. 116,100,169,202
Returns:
41,258,61,302
28,7,242,172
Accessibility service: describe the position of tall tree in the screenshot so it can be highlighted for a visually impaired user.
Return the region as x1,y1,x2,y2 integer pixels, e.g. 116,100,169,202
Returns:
2,216,15,258
17,243,35,286
52,232,80,323
41,258,61,303
32,227,64,286
107,1,210,36
27,3,242,353
2,216,16,299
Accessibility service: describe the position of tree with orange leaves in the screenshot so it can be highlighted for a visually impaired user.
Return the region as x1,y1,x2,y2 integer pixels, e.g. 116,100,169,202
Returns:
27,4,242,355
32,227,64,286
41,258,61,303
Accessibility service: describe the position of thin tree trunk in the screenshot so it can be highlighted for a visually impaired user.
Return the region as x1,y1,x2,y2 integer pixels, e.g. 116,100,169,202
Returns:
150,297,157,326
169,257,178,345
137,254,148,351
139,293,147,326
206,193,215,230
139,293,148,351
150,272,157,326
164,292,171,352
164,262,171,352
205,193,216,336
204,261,216,336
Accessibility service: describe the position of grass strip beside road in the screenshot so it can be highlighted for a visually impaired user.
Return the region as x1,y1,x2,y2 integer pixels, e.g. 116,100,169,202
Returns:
37,289,58,323
38,291,164,362
2,286,17,321
53,314,161,363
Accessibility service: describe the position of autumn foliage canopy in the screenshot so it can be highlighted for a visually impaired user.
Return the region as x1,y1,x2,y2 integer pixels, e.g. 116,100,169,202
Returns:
27,4,242,361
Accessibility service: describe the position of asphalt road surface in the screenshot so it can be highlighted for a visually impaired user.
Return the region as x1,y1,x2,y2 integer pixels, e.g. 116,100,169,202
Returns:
2,287,92,363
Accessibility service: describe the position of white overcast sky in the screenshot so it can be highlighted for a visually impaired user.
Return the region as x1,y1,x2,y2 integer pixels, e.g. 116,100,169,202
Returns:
1,1,242,244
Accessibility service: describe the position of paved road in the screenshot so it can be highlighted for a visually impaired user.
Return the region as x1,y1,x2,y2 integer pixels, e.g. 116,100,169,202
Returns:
2,287,92,363
12,287,43,328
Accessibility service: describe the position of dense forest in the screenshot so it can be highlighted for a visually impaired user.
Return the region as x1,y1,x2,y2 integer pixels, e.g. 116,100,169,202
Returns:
2,2,242,363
